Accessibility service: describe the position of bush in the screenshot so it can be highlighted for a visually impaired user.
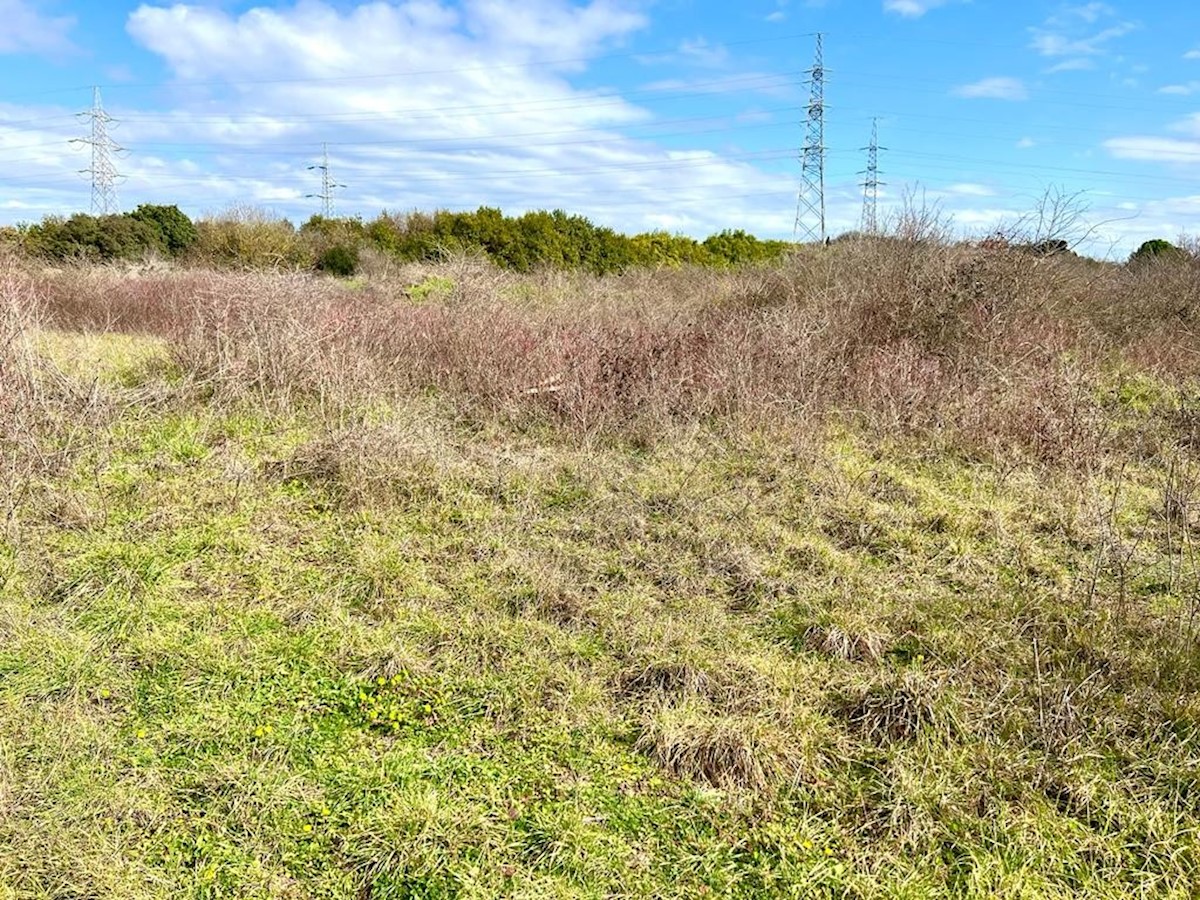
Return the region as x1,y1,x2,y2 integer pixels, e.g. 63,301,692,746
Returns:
22,212,164,262
316,244,359,277
129,204,198,256
190,206,312,269
1129,239,1185,265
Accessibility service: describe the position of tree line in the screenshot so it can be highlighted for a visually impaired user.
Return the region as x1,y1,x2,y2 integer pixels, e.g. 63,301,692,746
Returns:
2,205,794,275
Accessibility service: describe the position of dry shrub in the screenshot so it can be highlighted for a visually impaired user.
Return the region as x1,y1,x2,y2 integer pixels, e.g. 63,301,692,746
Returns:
0,257,50,529
0,258,40,403
25,234,1200,462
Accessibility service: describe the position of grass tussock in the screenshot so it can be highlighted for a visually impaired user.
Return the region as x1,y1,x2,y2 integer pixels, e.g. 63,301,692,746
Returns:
4,236,1200,896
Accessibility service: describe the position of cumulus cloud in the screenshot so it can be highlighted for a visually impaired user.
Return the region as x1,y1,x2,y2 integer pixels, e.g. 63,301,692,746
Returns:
0,0,75,55
0,0,813,238
952,77,1028,100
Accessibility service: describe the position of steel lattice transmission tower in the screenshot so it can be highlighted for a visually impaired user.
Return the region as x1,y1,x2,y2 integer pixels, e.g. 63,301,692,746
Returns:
72,87,124,215
859,118,885,234
307,143,345,217
794,33,826,243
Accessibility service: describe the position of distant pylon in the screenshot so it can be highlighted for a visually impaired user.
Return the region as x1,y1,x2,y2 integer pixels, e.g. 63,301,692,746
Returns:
72,86,124,215
307,143,345,217
794,33,826,243
859,119,885,234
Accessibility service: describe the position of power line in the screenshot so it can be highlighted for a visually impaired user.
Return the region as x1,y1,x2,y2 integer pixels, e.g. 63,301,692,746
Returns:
860,118,884,234
70,86,124,214
306,142,344,217
794,33,826,243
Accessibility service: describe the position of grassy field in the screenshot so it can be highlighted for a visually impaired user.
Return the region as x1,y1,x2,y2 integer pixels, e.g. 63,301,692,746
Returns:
3,240,1200,898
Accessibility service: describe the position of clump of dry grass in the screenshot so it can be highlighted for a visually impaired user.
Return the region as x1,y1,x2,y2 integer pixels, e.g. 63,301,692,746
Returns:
838,672,947,745
636,702,801,790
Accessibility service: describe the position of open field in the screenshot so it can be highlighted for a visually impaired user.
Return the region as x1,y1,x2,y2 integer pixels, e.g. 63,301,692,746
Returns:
3,239,1200,898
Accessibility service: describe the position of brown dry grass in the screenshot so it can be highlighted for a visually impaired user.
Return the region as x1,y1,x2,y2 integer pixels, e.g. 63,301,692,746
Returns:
24,236,1200,467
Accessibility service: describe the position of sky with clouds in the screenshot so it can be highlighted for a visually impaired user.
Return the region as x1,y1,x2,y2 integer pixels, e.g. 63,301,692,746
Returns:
0,0,1197,256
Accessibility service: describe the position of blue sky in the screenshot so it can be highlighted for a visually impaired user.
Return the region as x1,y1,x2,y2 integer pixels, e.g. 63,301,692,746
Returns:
0,0,1197,255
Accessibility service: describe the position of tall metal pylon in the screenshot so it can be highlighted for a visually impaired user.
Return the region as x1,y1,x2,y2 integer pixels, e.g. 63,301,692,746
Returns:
72,86,124,215
859,118,885,234
793,33,826,243
307,143,345,217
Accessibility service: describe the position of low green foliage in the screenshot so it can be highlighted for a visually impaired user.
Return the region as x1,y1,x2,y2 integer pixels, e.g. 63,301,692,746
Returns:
406,274,455,301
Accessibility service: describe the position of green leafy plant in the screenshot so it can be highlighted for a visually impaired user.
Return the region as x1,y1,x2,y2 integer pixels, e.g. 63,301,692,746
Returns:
315,244,359,277
1129,238,1185,265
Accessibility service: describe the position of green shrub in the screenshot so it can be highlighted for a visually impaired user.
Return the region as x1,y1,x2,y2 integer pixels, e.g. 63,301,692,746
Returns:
1129,239,1185,265
406,275,455,302
128,204,198,256
316,244,359,277
22,212,164,262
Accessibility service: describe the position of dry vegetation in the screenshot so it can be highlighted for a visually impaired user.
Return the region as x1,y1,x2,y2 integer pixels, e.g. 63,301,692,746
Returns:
3,229,1200,898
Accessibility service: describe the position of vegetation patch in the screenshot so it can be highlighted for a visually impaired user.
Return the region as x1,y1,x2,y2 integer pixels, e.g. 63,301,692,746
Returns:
4,238,1200,896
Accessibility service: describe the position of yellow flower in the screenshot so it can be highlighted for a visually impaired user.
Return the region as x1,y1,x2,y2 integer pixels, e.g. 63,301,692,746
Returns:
302,823,313,833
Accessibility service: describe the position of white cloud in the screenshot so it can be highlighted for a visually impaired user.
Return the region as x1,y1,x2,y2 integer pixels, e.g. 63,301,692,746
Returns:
945,183,995,197
1067,2,1114,24
0,0,796,239
0,0,75,54
1185,48,1200,60
1046,58,1093,73
1104,137,1200,164
1016,137,1036,149
1159,82,1200,96
638,36,730,68
1029,5,1136,62
765,11,786,23
952,77,1028,100
1172,113,1200,138
883,0,950,17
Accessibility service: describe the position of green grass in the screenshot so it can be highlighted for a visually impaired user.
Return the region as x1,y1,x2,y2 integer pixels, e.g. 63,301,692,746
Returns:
3,332,1200,898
